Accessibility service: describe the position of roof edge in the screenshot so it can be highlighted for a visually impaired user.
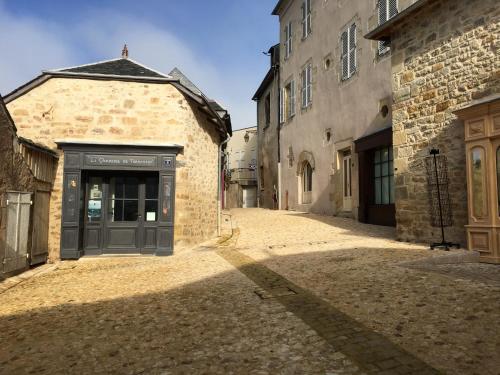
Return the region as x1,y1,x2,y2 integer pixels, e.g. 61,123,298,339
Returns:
252,68,276,101
364,0,430,40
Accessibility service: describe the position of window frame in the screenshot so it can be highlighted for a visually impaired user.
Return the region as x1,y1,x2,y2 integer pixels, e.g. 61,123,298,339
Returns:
285,80,296,119
264,93,271,128
341,23,357,81
301,63,312,109
301,0,312,39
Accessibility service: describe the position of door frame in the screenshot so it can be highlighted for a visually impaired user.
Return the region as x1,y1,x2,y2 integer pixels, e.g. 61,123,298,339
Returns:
58,142,181,259
342,150,352,211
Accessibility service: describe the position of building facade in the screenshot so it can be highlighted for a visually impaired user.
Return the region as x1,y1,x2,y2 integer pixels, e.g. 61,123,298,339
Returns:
5,53,231,260
366,0,500,248
253,45,280,209
272,0,402,225
225,127,258,208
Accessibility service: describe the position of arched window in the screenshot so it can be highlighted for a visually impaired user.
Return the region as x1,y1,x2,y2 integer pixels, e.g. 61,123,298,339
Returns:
301,161,313,204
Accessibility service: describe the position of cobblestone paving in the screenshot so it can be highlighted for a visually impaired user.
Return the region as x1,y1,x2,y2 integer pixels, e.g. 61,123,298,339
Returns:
0,249,361,374
217,245,438,374
232,208,500,375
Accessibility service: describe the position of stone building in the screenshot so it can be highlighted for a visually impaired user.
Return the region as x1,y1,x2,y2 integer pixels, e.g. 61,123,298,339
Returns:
271,0,401,225
224,126,258,208
253,44,280,209
4,50,231,260
0,95,58,275
366,0,500,247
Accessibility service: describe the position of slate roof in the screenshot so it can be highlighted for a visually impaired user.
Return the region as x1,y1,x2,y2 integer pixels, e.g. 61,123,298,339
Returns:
52,58,169,79
169,67,203,96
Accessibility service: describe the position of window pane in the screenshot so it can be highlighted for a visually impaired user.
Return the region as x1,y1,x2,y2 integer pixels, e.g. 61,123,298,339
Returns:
471,147,485,218
382,148,389,162
110,177,124,198
382,176,390,204
374,150,380,163
123,200,138,221
375,178,381,204
389,147,393,161
124,177,139,198
146,176,159,199
145,200,158,222
390,175,395,204
382,161,389,176
87,199,102,222
389,160,394,175
109,199,123,222
374,163,381,177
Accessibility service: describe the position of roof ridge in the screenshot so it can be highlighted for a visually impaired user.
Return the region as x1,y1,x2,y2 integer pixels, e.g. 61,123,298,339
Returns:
48,57,124,73
127,58,172,79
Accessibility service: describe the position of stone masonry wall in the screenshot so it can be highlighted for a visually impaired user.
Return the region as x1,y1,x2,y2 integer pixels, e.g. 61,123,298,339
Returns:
391,0,500,245
7,78,221,260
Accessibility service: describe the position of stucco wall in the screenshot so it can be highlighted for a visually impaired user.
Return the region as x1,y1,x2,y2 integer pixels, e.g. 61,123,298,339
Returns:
257,76,280,209
7,77,221,260
390,0,500,245
277,0,393,216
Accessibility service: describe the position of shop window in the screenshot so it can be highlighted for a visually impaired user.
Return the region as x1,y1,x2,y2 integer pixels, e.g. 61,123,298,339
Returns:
374,147,394,205
471,147,485,218
87,176,103,222
144,176,159,222
108,176,139,222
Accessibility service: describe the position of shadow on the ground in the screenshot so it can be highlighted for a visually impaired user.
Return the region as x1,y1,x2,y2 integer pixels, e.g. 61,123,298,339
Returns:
0,246,498,375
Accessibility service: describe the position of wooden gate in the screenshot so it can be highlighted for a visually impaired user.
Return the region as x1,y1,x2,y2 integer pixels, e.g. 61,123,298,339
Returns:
2,192,32,274
31,191,50,265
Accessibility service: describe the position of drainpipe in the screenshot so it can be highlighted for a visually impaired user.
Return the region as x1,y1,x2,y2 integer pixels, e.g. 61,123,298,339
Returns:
275,61,281,210
218,136,230,236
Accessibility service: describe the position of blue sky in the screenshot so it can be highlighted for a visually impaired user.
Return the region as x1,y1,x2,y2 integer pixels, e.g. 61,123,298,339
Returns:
0,0,278,129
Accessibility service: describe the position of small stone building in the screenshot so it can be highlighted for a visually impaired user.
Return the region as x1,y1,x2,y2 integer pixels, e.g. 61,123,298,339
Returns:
0,95,58,275
366,0,499,246
4,51,231,260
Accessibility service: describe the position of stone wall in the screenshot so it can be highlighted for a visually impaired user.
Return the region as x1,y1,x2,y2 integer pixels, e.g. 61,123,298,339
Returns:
7,78,222,260
391,0,500,245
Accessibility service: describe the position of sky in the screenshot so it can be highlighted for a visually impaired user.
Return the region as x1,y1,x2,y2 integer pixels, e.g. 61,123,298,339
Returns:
0,0,278,130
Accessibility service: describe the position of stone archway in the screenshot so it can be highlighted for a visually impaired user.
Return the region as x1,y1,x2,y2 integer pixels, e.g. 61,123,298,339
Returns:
296,151,315,176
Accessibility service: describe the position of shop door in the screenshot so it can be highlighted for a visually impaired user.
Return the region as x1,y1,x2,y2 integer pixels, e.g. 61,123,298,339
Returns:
84,173,159,254
343,151,352,211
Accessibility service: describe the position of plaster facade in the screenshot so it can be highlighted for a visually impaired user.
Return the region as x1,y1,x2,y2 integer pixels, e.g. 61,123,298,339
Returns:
6,77,223,260
274,0,395,219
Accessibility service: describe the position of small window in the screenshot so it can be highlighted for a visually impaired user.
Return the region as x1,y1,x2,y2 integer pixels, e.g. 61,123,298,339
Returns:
341,23,357,81
378,0,398,55
301,0,312,39
284,21,293,59
301,64,312,108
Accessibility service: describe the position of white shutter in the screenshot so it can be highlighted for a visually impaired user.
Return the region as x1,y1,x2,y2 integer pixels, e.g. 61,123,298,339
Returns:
290,80,296,116
341,31,348,80
301,3,306,38
389,0,398,18
306,0,312,35
301,69,307,108
378,0,387,25
306,64,312,105
349,24,356,76
288,22,293,56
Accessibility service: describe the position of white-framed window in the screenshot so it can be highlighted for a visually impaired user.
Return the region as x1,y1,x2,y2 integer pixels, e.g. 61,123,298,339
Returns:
378,0,398,55
301,0,312,39
284,21,293,59
341,23,357,81
301,63,312,108
286,80,296,118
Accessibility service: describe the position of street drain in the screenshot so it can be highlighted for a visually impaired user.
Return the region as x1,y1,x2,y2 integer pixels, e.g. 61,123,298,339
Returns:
254,286,298,299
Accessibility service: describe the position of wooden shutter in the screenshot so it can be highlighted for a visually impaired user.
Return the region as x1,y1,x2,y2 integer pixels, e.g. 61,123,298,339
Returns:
290,80,296,116
288,21,293,56
279,87,285,123
301,2,306,38
349,24,356,76
306,64,312,105
306,0,312,35
378,0,387,25
341,31,348,80
389,0,398,18
301,69,307,108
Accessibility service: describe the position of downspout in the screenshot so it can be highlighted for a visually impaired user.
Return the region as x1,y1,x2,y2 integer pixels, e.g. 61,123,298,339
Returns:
275,61,282,210
218,135,230,236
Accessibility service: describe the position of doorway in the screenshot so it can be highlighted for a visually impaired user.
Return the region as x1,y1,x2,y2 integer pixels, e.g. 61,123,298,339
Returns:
83,172,160,254
342,150,352,211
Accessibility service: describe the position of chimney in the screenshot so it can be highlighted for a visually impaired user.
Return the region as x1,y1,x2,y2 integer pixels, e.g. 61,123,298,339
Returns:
121,44,129,59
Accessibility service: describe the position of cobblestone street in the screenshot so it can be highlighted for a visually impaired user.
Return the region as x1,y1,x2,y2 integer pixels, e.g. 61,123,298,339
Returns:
0,208,499,374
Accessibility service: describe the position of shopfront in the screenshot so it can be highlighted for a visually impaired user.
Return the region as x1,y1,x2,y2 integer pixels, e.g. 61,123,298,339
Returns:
57,142,182,259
